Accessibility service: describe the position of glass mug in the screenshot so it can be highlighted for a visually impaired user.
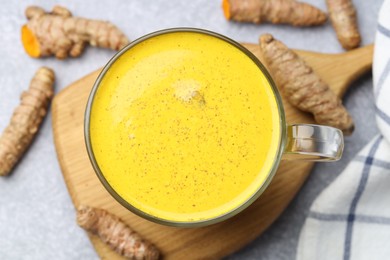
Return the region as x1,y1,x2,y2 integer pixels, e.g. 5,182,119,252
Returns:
85,28,343,227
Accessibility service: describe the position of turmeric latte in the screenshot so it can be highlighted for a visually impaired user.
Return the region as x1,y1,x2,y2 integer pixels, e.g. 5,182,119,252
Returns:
90,31,281,222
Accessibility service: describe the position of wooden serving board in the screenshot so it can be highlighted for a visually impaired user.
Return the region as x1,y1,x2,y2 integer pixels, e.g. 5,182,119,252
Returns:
52,43,373,260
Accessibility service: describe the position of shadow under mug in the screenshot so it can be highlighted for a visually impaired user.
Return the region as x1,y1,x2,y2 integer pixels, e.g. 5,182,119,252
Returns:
84,28,344,227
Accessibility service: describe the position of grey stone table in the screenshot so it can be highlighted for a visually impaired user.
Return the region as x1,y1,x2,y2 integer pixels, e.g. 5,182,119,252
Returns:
0,0,383,259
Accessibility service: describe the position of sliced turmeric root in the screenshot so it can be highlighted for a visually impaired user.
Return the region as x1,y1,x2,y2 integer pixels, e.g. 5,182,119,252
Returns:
21,25,40,58
21,5,129,59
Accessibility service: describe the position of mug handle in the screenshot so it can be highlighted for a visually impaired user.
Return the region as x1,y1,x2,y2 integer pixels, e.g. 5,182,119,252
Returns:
283,124,344,161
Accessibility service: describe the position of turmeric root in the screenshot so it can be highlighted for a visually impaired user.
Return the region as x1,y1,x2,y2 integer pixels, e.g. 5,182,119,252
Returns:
77,206,160,260
21,5,129,59
0,67,55,176
222,0,327,26
326,0,361,50
259,34,354,135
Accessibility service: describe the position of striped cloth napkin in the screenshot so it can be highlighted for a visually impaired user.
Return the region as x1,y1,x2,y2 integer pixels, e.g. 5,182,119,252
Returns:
296,1,390,260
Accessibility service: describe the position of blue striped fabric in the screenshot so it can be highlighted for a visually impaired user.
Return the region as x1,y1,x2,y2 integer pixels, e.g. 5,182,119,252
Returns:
343,137,382,260
378,23,390,37
376,106,390,125
309,212,390,225
297,1,390,259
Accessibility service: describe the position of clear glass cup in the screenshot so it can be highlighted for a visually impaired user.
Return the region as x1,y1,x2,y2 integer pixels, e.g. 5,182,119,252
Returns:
84,28,344,227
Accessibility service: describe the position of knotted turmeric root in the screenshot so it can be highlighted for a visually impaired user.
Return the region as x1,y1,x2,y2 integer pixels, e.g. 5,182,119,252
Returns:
259,34,354,135
326,0,361,50
21,5,129,59
77,206,160,260
0,67,55,176
222,0,327,26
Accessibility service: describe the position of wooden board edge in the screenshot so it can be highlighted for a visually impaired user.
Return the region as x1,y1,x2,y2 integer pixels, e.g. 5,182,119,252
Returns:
52,92,81,207
52,82,123,259
51,68,101,207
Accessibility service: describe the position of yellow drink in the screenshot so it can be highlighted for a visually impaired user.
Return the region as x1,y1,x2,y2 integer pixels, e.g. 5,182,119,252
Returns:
89,31,281,223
